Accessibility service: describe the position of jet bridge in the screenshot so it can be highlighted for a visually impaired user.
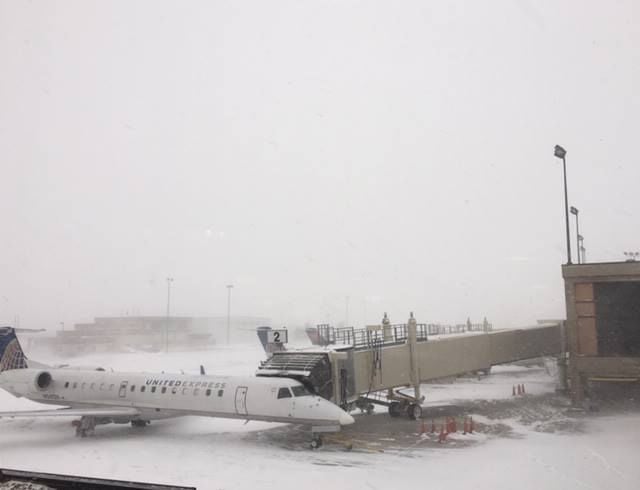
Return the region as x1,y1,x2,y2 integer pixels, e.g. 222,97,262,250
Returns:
257,314,564,419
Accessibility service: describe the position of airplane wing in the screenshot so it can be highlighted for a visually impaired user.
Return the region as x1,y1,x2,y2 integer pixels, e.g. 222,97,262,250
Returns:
0,407,141,418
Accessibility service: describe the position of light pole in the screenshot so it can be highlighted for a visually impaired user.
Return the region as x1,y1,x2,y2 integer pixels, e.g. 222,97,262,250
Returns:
226,284,234,345
570,206,580,264
165,277,174,353
554,145,572,264
578,234,585,263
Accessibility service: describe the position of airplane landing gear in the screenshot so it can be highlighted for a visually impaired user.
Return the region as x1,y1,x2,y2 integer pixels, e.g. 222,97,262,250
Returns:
131,420,149,428
73,416,96,437
310,435,323,449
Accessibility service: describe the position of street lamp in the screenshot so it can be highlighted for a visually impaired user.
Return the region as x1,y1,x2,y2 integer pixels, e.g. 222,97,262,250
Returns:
554,144,572,264
165,277,174,353
570,206,580,264
578,234,585,264
226,284,234,345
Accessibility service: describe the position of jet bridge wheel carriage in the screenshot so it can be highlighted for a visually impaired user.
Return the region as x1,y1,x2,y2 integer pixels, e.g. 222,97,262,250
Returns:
388,401,402,417
406,403,422,420
387,400,421,419
360,389,424,420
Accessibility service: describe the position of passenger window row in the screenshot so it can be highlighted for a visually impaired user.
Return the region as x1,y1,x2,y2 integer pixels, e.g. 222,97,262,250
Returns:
63,381,224,397
64,381,115,391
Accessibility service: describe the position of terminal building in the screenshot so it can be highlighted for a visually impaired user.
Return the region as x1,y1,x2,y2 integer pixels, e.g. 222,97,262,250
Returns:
562,261,640,403
37,316,270,356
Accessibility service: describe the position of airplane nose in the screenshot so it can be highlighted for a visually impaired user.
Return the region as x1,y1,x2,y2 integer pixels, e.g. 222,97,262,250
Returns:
339,411,355,426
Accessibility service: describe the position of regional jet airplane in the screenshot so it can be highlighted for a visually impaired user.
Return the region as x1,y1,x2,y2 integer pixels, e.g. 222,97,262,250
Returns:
0,327,353,448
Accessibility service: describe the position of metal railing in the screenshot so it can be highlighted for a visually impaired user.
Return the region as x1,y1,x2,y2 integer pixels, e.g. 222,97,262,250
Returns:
312,321,492,350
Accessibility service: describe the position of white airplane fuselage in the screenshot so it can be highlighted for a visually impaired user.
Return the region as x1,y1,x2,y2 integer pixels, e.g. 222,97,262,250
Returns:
0,367,354,428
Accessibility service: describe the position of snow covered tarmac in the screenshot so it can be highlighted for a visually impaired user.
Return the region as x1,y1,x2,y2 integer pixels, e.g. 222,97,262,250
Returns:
1,343,639,489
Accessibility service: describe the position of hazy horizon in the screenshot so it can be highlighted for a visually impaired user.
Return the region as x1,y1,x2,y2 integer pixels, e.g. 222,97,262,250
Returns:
1,1,638,331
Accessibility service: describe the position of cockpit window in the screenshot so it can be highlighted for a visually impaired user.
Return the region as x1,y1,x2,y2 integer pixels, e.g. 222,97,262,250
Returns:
277,387,292,399
291,386,311,397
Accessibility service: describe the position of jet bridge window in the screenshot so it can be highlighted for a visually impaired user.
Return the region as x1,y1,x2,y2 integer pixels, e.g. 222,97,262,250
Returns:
291,386,311,397
277,387,292,399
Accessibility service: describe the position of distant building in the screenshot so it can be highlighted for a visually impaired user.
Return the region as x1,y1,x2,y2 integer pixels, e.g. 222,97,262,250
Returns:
42,316,270,356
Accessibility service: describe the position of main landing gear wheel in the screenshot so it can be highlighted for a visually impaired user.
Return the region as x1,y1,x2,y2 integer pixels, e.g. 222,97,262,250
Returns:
73,416,96,437
407,403,422,420
131,420,149,428
310,435,323,449
388,401,402,418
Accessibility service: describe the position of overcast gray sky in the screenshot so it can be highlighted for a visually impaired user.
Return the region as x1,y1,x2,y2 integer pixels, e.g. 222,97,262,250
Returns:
0,0,638,332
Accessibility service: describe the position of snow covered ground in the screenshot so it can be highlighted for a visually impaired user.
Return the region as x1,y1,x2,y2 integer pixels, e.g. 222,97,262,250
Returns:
1,342,639,490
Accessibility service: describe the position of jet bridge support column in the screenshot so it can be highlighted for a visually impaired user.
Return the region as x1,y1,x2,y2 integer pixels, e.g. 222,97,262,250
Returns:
556,321,569,392
382,312,393,342
329,351,349,406
407,312,421,401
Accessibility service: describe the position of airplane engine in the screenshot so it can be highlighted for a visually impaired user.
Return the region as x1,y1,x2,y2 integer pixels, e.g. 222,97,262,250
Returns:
33,370,53,390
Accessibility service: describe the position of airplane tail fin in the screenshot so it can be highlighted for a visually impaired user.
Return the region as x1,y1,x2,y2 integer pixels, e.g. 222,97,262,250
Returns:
256,326,287,355
0,327,28,372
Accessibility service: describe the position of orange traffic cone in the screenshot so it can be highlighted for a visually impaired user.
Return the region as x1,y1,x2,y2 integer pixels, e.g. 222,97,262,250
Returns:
452,418,457,433
420,420,427,434
463,418,468,434
438,425,447,443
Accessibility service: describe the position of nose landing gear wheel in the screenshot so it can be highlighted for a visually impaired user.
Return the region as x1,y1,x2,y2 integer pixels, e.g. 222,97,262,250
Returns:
407,403,422,420
310,435,323,449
